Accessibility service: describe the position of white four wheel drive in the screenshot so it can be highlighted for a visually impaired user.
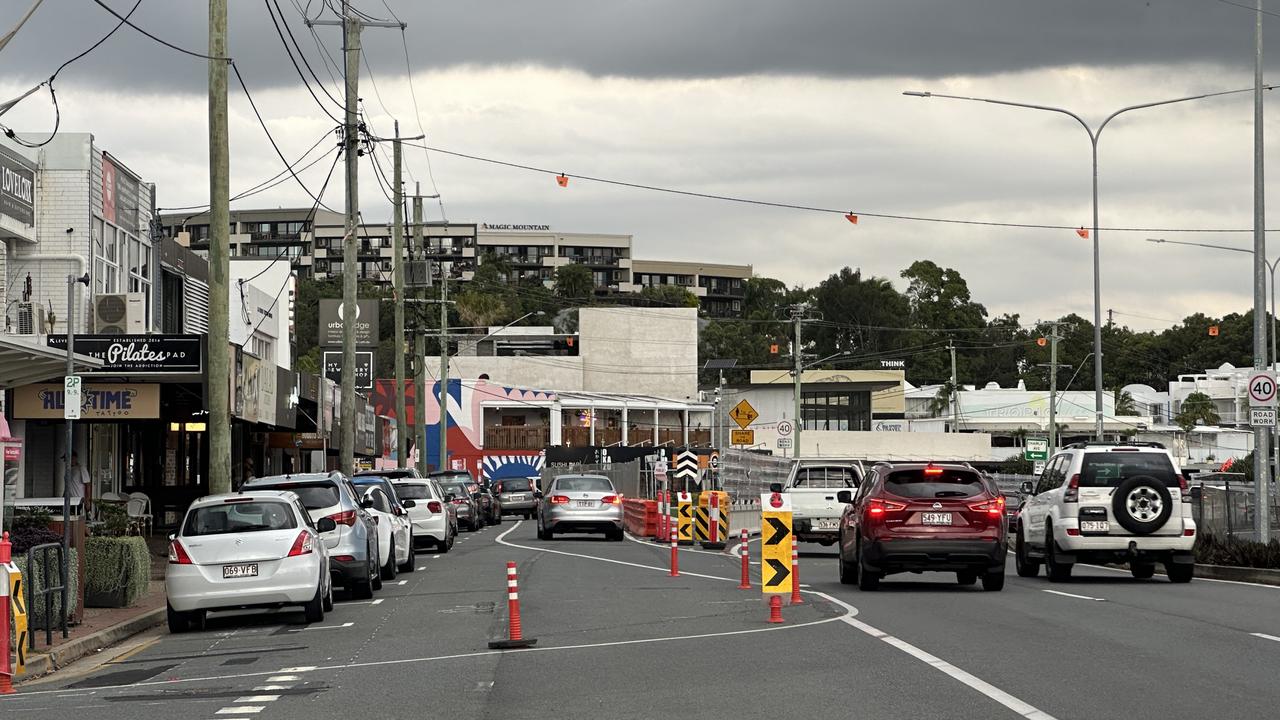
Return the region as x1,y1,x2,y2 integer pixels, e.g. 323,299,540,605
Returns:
1014,442,1196,583
783,460,863,545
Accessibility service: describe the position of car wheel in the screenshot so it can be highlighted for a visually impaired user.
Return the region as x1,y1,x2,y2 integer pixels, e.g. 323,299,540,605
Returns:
956,571,977,586
379,541,396,582
856,542,879,591
1045,527,1073,583
1112,475,1174,535
608,527,624,541
982,571,1006,592
400,541,416,572
838,544,859,586
524,512,532,520
1015,526,1041,578
351,557,376,599
322,577,335,612
1130,562,1156,580
303,582,325,623
166,603,190,634
1165,561,1194,583
371,552,384,591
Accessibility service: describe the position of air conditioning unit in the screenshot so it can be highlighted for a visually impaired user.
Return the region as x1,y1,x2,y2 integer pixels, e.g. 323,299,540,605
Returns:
15,302,45,335
93,293,146,334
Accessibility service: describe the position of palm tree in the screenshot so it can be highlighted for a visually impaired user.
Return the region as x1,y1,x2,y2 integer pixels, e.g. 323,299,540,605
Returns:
1175,392,1220,432
928,382,955,418
1115,389,1138,416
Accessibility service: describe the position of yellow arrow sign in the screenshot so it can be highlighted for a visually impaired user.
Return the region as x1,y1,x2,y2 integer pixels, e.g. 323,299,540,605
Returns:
760,493,792,594
729,400,759,430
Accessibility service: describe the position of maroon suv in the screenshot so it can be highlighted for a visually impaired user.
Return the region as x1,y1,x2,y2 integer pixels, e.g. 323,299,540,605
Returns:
838,462,1007,591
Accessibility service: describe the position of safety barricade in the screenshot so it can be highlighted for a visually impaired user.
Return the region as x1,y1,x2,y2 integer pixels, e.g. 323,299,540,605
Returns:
694,491,731,549
622,498,659,538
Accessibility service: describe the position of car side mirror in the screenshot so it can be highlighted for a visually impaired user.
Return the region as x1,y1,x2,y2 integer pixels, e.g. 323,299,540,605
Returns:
769,482,784,493
1020,481,1034,495
402,499,417,509
167,533,176,542
836,490,853,504
316,517,337,533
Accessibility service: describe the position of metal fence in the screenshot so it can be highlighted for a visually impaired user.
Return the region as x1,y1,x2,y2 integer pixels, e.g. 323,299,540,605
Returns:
1191,473,1280,541
719,449,794,501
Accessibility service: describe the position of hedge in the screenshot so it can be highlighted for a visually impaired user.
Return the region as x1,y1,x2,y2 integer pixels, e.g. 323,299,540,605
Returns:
84,536,151,608
1195,533,1280,569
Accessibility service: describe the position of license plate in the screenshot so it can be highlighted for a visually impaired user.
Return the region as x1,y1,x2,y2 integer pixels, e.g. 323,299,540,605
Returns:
813,518,839,530
921,512,952,526
574,500,594,508
222,563,258,579
510,494,526,501
1080,520,1109,533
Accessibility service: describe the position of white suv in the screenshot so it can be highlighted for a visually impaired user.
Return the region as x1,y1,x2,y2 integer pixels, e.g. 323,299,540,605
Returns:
1014,442,1196,583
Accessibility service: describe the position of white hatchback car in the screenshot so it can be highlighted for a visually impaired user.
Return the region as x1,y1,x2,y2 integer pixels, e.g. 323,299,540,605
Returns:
356,483,413,581
392,478,457,552
167,491,336,632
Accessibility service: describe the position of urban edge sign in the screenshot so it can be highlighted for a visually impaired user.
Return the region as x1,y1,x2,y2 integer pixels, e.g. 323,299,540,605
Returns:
47,335,203,374
0,147,35,226
319,299,380,348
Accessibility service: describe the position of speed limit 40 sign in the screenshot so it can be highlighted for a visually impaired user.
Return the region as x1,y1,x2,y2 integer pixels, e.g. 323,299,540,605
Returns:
1249,370,1277,408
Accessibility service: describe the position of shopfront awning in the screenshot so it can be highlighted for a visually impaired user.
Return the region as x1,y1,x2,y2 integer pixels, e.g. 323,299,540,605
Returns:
0,334,103,387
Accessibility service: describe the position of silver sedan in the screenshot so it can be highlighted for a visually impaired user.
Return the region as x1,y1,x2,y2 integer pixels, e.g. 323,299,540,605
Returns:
536,474,624,541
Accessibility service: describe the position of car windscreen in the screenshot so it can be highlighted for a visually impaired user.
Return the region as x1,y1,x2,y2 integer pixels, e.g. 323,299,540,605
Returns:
793,466,858,488
362,469,416,479
183,501,297,536
440,482,470,496
247,482,339,510
498,479,534,493
553,476,614,493
883,469,986,499
1080,453,1179,488
394,484,435,500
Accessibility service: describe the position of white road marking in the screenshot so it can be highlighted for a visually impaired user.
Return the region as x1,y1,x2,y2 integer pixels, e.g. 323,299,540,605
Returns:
1076,561,1280,590
1252,632,1280,642
371,598,384,605
293,622,354,631
235,695,280,703
397,580,408,585
278,666,316,672
216,708,264,715
266,675,300,682
252,686,290,691
417,566,427,571
433,555,441,559
1041,589,1106,602
343,599,384,606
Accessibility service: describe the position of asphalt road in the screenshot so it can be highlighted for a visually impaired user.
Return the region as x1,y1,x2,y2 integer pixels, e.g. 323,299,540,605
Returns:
4,521,1279,719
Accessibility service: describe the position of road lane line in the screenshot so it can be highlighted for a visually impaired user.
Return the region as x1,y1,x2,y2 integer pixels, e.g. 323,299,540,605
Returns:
252,686,290,691
215,708,264,715
417,566,427,571
1252,632,1280,642
1073,561,1280,590
1041,589,1106,602
292,622,353,631
433,555,441,559
235,695,280,702
398,580,408,585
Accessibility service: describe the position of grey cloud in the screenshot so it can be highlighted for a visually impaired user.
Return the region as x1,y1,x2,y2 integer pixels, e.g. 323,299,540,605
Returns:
0,0,1270,94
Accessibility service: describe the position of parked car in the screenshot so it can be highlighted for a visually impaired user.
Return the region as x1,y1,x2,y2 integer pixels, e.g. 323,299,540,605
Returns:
391,478,457,552
1014,442,1195,583
783,461,863,545
494,477,539,520
242,472,381,598
838,462,1007,591
356,468,423,481
351,478,414,578
536,474,625,541
479,482,502,525
167,491,336,632
437,478,482,531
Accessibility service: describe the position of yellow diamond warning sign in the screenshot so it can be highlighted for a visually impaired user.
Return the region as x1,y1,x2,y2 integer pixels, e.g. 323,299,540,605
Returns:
729,400,759,430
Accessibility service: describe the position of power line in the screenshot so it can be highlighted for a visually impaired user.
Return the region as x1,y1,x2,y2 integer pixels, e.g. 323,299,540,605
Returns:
398,26,445,220
89,0,223,60
264,0,343,122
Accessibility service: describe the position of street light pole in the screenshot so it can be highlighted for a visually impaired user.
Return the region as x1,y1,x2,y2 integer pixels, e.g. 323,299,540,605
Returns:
905,85,1273,441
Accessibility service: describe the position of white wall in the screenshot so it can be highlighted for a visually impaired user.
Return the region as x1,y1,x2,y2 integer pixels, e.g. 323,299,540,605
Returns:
449,355,584,392
229,258,292,368
796,430,994,462
579,307,697,399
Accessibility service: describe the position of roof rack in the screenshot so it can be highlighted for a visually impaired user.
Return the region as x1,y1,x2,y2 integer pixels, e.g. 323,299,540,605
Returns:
1064,441,1166,450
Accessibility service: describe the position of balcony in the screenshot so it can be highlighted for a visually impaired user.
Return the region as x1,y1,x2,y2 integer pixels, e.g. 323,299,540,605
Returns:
559,426,711,448
484,425,550,451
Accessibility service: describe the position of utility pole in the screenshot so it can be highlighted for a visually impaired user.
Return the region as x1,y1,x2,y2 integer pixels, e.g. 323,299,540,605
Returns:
438,264,450,471
392,121,406,467
790,304,808,458
207,0,231,493
1255,0,1272,543
412,187,428,475
949,342,960,432
1039,322,1063,453
309,7,404,477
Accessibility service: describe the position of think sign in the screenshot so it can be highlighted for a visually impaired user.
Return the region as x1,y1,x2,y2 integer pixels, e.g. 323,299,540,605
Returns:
63,376,82,420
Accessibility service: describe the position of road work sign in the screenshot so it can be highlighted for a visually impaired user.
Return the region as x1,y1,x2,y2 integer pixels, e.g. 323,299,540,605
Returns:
1249,370,1277,408
760,492,793,595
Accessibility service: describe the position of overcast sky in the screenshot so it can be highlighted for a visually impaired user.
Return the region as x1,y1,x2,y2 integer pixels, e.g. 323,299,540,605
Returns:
5,0,1280,332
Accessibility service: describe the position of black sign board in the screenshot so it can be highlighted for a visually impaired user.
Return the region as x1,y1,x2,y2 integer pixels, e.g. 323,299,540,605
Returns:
0,147,35,226
48,334,203,374
323,350,374,390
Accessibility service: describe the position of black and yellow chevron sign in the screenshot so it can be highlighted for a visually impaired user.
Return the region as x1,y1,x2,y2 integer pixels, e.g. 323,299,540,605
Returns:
760,494,793,595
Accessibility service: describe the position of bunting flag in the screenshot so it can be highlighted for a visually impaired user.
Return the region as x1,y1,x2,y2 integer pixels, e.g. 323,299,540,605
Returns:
1076,227,1089,239
556,174,569,187
845,213,859,225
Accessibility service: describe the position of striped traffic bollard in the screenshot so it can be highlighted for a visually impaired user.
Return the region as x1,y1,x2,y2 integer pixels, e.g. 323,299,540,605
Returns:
669,524,679,577
658,490,668,543
0,532,13,694
790,535,803,605
708,492,720,546
767,595,784,624
487,562,537,649
737,528,751,590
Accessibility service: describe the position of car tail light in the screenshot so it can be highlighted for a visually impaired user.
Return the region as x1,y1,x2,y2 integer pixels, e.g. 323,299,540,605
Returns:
1066,528,1081,536
327,510,357,527
333,554,355,562
287,531,314,557
451,498,468,505
1184,528,1196,536
968,496,1006,517
600,495,621,505
550,495,570,505
866,498,907,516
923,464,944,476
168,539,193,565
1063,474,1080,503
1179,474,1191,504
427,501,443,513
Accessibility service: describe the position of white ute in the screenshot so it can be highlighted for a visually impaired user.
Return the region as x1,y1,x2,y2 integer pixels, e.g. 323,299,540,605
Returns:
780,460,862,545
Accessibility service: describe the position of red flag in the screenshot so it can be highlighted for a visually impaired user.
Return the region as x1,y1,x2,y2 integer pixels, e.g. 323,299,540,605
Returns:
845,213,859,225
1076,227,1089,239
555,174,569,187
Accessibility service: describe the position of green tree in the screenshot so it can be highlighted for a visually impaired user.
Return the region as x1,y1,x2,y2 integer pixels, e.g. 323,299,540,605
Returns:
1175,392,1220,432
929,381,957,418
553,264,594,302
638,284,699,308
1115,390,1137,416
808,267,910,367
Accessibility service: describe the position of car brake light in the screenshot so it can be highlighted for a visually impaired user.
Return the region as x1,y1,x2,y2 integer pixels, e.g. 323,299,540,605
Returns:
1066,528,1081,536
451,498,467,505
327,510,357,527
600,495,621,505
1184,528,1196,536
1063,474,1080,503
427,501,443,513
867,498,907,516
168,539,193,565
287,531,314,557
550,495,570,505
1179,475,1191,503
968,496,1006,517
923,464,944,476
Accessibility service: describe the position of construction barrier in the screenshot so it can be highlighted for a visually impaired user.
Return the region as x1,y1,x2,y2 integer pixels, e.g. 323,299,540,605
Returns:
695,491,731,549
622,498,659,538
1,531,24,693
676,492,694,546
